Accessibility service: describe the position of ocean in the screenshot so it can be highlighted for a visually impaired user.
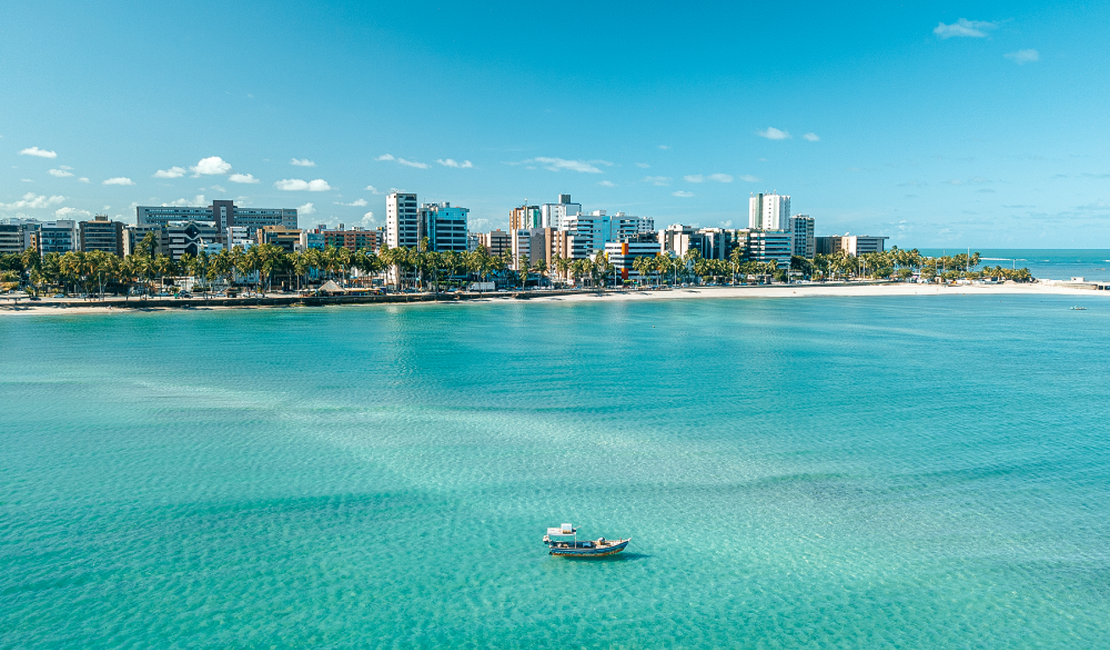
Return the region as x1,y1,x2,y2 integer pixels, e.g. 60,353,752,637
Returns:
2,293,1109,647
918,248,1110,282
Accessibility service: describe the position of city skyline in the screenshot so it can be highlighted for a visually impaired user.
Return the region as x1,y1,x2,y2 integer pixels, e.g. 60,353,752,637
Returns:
2,1,1108,247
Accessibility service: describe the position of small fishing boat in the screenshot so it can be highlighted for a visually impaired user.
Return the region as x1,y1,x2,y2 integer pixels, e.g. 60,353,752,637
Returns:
1071,306,1088,310
543,523,630,558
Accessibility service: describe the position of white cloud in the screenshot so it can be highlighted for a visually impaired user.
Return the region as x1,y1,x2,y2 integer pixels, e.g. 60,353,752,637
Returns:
274,178,332,191
1,192,66,210
59,165,73,170
164,195,207,207
209,185,227,193
933,18,997,39
672,190,694,198
78,177,89,183
658,145,670,150
298,202,316,215
190,156,232,177
526,157,611,173
436,158,474,168
19,146,57,158
636,162,650,168
643,176,671,186
597,180,616,187
757,127,790,140
48,168,74,177
740,175,761,183
154,166,187,179
229,173,260,184
684,174,705,183
376,153,428,168
364,185,382,194
360,211,376,227
803,133,820,142
291,158,316,167
103,177,135,186
708,173,733,183
335,198,368,207
1005,49,1039,64
55,207,91,218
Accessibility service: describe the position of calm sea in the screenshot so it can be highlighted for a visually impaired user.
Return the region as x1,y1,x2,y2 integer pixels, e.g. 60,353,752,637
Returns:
3,295,1109,648
919,248,1110,282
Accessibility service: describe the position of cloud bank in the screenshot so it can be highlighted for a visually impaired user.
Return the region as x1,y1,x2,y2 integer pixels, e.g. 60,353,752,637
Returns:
20,146,57,158
275,178,332,191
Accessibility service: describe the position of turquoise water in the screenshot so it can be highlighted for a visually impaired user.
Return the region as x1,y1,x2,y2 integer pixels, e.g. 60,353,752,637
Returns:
919,249,1110,282
3,295,1110,648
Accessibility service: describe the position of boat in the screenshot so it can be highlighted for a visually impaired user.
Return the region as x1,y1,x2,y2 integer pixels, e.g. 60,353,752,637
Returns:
1071,306,1088,310
543,523,630,558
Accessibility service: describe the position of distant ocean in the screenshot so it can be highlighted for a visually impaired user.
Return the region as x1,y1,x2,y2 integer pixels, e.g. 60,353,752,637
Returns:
919,248,1110,281
3,295,1109,647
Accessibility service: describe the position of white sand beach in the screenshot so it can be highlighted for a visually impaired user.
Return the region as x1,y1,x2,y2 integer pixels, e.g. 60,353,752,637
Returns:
2,280,1106,316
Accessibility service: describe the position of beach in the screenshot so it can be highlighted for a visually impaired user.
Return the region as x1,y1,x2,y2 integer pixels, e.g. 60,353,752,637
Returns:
2,280,1107,316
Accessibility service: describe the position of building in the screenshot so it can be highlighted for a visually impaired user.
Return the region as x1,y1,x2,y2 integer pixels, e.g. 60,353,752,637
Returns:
478,230,511,258
509,205,542,231
318,226,383,252
746,230,793,269
258,225,304,253
749,192,791,230
790,215,815,259
136,200,296,241
418,202,469,252
386,192,419,249
79,216,125,256
163,221,219,260
612,213,655,241
123,224,162,256
0,224,22,254
512,227,560,270
560,211,612,259
38,220,79,254
540,194,582,230
604,240,661,281
816,234,890,256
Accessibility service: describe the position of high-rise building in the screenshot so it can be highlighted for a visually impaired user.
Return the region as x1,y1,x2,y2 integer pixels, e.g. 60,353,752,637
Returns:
509,205,542,231
746,230,794,269
790,215,815,259
418,202,469,252
162,221,220,260
38,220,79,253
612,213,655,241
749,192,791,230
79,216,125,256
478,230,512,258
0,223,22,254
560,210,612,259
817,235,889,256
136,201,296,241
386,192,419,249
540,194,582,230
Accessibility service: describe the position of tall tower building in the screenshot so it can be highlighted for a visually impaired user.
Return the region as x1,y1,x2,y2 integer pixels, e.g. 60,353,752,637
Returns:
749,192,791,230
386,192,419,248
790,214,815,259
540,194,582,230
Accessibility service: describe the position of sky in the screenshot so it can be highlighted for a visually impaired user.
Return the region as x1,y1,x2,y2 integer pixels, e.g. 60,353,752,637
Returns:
2,1,1108,248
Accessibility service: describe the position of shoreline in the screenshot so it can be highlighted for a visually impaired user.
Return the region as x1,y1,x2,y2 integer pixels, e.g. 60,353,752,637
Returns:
1,280,1107,316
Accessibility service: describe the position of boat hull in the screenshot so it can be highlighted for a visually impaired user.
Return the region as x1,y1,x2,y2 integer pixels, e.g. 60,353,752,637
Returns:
548,539,630,557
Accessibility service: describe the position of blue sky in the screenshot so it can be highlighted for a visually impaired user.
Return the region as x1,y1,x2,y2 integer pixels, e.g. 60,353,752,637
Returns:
2,1,1108,247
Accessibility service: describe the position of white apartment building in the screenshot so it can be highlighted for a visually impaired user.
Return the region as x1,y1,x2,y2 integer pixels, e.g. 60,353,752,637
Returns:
540,194,582,230
611,212,655,241
561,210,613,259
749,192,791,230
386,192,419,248
604,240,661,280
790,215,815,259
